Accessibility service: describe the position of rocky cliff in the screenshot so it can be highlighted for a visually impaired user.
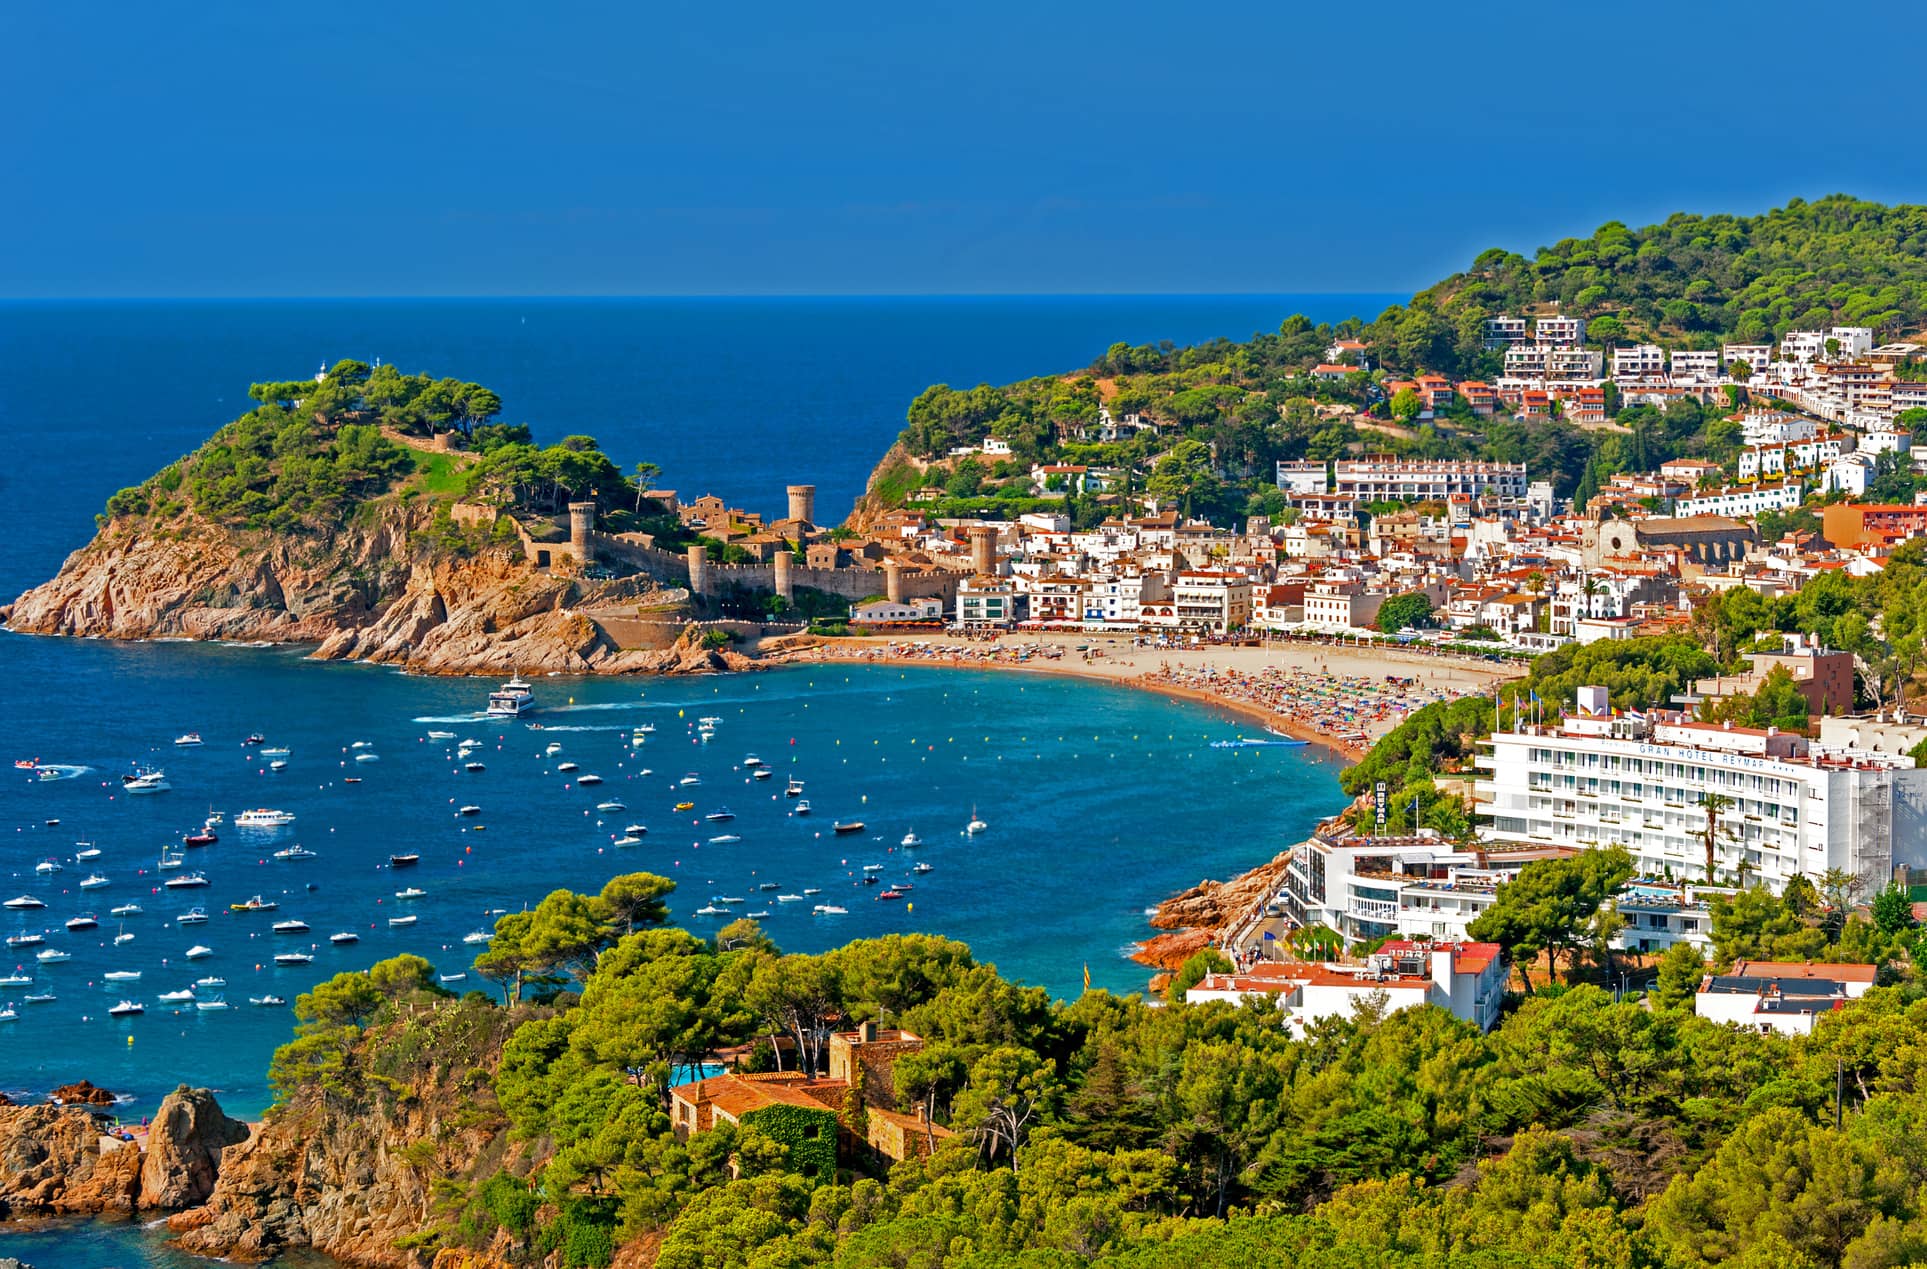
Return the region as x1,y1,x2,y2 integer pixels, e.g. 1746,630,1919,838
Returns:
1132,848,1293,970
0,1086,247,1219
2,503,745,677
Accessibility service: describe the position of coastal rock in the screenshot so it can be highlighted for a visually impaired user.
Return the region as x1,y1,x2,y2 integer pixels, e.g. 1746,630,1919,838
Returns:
139,1084,250,1209
1133,849,1294,970
0,1103,141,1215
48,1081,116,1107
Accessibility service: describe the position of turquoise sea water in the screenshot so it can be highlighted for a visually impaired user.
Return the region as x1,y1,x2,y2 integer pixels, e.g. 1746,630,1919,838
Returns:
0,297,1378,1263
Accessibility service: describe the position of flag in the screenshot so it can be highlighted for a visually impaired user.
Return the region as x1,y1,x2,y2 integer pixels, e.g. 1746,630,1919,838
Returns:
1082,963,1091,993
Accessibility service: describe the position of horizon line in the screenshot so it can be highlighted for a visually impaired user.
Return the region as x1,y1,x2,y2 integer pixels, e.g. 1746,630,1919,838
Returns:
0,290,1412,304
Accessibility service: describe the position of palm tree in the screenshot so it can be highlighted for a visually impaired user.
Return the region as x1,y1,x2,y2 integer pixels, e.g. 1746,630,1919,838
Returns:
1700,792,1735,883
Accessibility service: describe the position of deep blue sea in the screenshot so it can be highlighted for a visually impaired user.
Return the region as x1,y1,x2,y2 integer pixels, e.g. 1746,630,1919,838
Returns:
0,296,1383,1265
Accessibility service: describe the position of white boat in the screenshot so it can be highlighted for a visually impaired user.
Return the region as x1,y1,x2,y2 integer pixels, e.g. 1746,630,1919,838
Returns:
124,770,170,794
395,887,425,900
426,730,455,741
965,807,988,835
330,931,360,945
462,929,492,945
269,760,288,772
3,896,44,911
388,915,417,927
354,753,379,763
195,996,228,1010
79,873,109,890
194,975,225,988
350,740,373,750
743,755,764,767
679,773,701,787
705,808,735,822
174,733,203,747
747,910,770,919
699,715,721,728
439,973,466,984
260,746,291,758
596,800,626,812
185,945,213,959
862,864,884,872
754,768,772,780
545,742,563,756
114,931,134,946
110,903,143,917
272,846,316,861
23,992,55,1004
813,905,848,915
33,860,60,875
556,761,579,773
708,835,741,844
103,970,142,982
693,905,726,916
274,952,313,966
612,835,644,847
74,844,102,861
164,873,209,889
0,972,32,986
901,830,922,847
235,809,296,828
271,919,310,934
177,908,208,925
0,1007,16,1022
4,934,42,949
785,778,805,797
64,915,94,931
249,995,285,1007
913,862,934,874
485,676,536,718
623,823,648,837
158,850,184,871
459,805,482,816
776,894,803,902
802,887,821,896
577,773,603,786
108,1001,144,1017
465,761,486,773
635,723,656,735
158,989,195,1004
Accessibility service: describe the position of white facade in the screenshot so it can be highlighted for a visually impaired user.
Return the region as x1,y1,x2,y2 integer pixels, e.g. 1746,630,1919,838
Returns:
1187,942,1508,1033
1536,316,1585,348
1328,457,1528,503
1170,571,1251,632
1669,350,1722,382
1675,481,1804,517
1613,344,1667,382
1694,963,1875,1036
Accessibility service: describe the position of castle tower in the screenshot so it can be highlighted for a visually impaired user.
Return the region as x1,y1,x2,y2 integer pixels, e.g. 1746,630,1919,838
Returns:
968,526,997,576
687,544,708,596
787,484,816,527
773,549,794,603
883,557,904,604
568,501,597,565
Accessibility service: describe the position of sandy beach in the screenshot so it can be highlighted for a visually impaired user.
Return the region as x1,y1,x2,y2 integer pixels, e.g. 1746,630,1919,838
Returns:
764,631,1522,761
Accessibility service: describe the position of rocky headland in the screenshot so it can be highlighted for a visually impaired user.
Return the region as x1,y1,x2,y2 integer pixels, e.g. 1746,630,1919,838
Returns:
1133,848,1294,971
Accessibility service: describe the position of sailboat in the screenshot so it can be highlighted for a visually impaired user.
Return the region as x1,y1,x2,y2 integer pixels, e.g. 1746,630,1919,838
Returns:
965,806,987,835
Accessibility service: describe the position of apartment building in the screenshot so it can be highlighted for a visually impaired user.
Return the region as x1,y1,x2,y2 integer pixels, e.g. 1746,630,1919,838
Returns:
1477,686,1927,892
1536,316,1585,347
1723,344,1774,377
1187,941,1507,1032
1669,350,1721,382
955,576,1020,629
1612,344,1667,382
1483,315,1530,348
1695,961,1875,1036
1170,570,1252,632
1676,481,1804,518
1326,456,1529,502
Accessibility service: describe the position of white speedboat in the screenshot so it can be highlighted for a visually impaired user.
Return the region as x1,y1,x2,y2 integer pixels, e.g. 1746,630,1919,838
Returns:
74,843,102,861
458,805,481,816
485,676,536,718
813,904,848,915
388,915,417,927
462,929,492,945
679,772,701,787
274,952,313,966
793,799,811,815
177,908,208,925
249,995,285,1007
743,755,764,768
235,809,296,828
545,742,563,756
174,733,203,747
438,973,466,985
3,896,44,911
108,1001,144,1017
576,773,603,786
23,991,55,1004
4,934,43,949
705,808,735,822
693,905,726,916
185,945,213,959
747,910,770,919
164,873,209,889
271,919,309,934
195,997,229,1010
802,887,821,896
913,861,934,874
623,823,648,837
33,860,60,875
426,731,455,741
556,761,579,773
110,903,143,917
114,931,134,946
330,931,360,945
354,753,379,764
272,846,316,861
395,887,425,900
350,740,374,750
707,834,741,844
635,723,656,735
754,768,772,780
901,830,922,847
612,835,644,847
79,873,109,890
194,975,225,988
261,747,291,758
158,989,195,1004
776,893,803,902
103,970,142,982
124,770,170,794
0,972,32,986
596,800,626,812
64,915,95,931
269,760,288,772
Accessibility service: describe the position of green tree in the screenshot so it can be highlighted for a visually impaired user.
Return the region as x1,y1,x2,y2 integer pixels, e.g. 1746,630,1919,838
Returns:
1469,848,1635,990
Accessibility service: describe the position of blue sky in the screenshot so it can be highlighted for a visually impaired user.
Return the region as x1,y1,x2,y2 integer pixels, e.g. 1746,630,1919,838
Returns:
4,2,1918,298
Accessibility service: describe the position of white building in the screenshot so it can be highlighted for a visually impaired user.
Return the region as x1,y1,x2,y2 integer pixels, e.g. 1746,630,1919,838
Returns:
1675,481,1804,518
1325,457,1528,503
1187,941,1507,1032
850,597,945,623
1694,961,1875,1036
1477,685,1927,892
1170,571,1251,632
955,577,1020,629
1669,350,1722,383
1612,344,1667,382
1536,316,1585,348
1484,316,1530,348
1741,412,1818,446
1723,344,1774,378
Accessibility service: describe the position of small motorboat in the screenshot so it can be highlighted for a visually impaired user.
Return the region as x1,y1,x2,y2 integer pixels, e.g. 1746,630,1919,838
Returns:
623,823,648,837
747,909,770,919
174,733,203,747
394,887,425,900
577,773,604,786
388,915,418,927
708,834,741,844
354,753,379,764
78,873,109,890
230,896,278,912
111,902,143,917
33,860,60,875
462,929,492,945
596,800,626,813
544,742,563,756
36,948,71,963
196,996,229,1010
913,861,934,874
158,989,195,1004
4,934,43,949
674,801,695,812
679,773,701,787
108,1001,144,1017
901,830,922,848
274,952,313,966
249,995,286,1007
464,761,486,773
103,969,142,982
184,828,218,846
833,821,865,835
242,734,266,746
813,904,848,915
158,850,185,870
757,882,780,892
165,872,209,888
389,854,420,868
438,973,466,985
458,805,481,816
793,799,812,815
3,896,45,911
802,887,821,896
177,908,209,925
966,809,988,835
743,755,765,768
557,761,580,773
636,723,656,735
194,975,226,988
612,835,644,847
785,779,805,797
271,919,310,934
777,893,803,902
426,730,455,741
858,875,879,887
260,748,292,760
754,768,772,780
350,740,374,750
272,846,316,861
705,809,735,822
330,931,359,945
269,760,288,772
65,914,97,931
877,890,905,901
23,991,55,1004
185,945,213,959
74,843,102,861
114,931,135,946
693,905,726,916
0,972,32,986
124,770,170,794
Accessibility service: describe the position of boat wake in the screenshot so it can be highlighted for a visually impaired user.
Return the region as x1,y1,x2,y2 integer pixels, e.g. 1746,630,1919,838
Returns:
525,724,632,733
411,712,492,724
26,763,90,781
540,701,650,714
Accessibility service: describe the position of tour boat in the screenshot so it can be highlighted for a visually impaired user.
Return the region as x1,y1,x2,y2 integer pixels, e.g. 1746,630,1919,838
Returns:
704,808,735,822
64,914,96,931
2,896,44,911
230,895,278,912
194,975,225,988
108,1001,144,1017
272,845,316,861
596,800,626,813
174,733,203,747
330,931,360,945
273,953,313,966
387,915,417,927
158,989,195,1005
33,860,60,875
185,945,213,960
110,902,143,917
395,887,425,900
124,770,170,794
812,904,848,915
196,996,228,1011
36,948,71,963
177,908,208,925
250,995,285,1007
271,919,310,934
235,809,296,828
785,778,805,797
577,773,603,786
389,853,420,868
103,970,141,982
79,873,110,890
462,930,492,945
793,800,811,815
623,823,648,837
4,935,42,949
901,830,922,848
464,761,486,773
0,972,31,986
485,676,536,718
832,820,864,835
458,805,481,816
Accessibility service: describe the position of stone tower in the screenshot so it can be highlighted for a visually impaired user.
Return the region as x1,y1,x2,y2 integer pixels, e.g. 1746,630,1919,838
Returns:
787,484,816,526
883,557,904,604
687,544,708,596
568,501,597,566
773,550,794,603
968,526,997,576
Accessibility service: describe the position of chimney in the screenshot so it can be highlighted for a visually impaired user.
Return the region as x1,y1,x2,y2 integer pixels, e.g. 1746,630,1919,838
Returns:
859,1020,878,1044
